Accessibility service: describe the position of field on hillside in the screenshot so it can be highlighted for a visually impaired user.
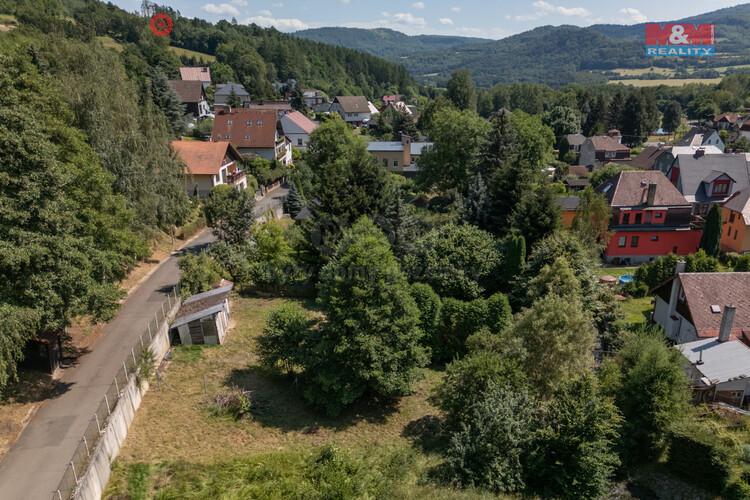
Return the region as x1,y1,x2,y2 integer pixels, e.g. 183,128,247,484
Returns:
105,296,500,499
168,46,216,62
612,67,675,77
610,78,723,87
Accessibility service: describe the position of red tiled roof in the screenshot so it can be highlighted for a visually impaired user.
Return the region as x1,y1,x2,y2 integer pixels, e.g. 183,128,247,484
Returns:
212,109,279,149
179,66,211,83
167,80,205,104
678,273,750,339
170,140,240,176
589,135,630,152
715,112,741,123
597,170,689,207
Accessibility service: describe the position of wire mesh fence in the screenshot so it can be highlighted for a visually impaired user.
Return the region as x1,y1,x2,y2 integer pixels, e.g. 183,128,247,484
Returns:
52,286,180,500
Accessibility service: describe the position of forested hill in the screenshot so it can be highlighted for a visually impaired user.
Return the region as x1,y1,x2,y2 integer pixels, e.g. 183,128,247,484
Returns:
295,3,750,87
1,0,416,99
295,27,490,60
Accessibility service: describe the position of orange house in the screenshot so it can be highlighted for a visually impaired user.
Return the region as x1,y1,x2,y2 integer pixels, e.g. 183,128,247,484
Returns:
557,196,579,228
721,188,750,253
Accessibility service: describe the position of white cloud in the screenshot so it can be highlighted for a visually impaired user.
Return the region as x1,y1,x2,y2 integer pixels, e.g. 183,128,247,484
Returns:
201,2,241,16
438,17,454,25
229,0,247,5
271,1,284,6
450,6,461,12
339,0,351,4
392,12,426,26
412,1,425,9
619,7,647,23
258,9,272,16
532,1,590,18
245,15,309,30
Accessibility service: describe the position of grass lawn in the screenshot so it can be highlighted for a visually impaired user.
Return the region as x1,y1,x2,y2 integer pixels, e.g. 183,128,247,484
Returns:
105,296,493,498
95,36,123,53
594,265,637,278
168,46,216,63
621,296,653,325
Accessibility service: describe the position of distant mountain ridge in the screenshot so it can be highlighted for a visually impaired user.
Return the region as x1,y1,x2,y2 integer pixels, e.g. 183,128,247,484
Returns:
294,4,750,87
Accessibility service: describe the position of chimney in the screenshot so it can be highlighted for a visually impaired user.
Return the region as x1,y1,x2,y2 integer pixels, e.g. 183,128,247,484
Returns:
401,133,412,167
694,148,705,159
608,129,622,143
718,304,736,343
647,183,657,206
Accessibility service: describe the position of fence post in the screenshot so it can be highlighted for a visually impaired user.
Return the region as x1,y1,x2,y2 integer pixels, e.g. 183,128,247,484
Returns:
167,293,172,310
104,394,111,415
140,335,145,348
114,376,119,395
95,413,101,433
70,461,78,484
83,436,90,457
57,490,63,500
148,322,152,340
132,348,137,366
161,302,166,319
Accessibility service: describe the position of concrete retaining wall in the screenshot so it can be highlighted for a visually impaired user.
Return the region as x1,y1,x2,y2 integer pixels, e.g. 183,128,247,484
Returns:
73,299,180,500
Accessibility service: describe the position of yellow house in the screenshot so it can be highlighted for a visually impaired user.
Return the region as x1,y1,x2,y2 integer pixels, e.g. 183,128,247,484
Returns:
721,188,750,253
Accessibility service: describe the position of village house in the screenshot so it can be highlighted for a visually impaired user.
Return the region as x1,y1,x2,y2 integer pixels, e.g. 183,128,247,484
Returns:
330,96,373,126
167,80,211,118
367,134,433,175
169,281,233,346
630,144,724,174
280,111,318,149
214,82,252,108
596,170,701,264
676,126,725,152
676,334,750,408
721,187,750,253
383,100,418,117
579,130,631,167
713,112,743,130
245,100,293,117
564,133,586,155
212,108,293,165
302,88,327,108
171,140,247,197
667,152,750,216
382,94,402,106
556,195,580,228
653,269,750,345
179,66,211,88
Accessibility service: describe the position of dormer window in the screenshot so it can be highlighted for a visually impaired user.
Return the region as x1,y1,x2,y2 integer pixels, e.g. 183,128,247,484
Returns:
712,181,730,196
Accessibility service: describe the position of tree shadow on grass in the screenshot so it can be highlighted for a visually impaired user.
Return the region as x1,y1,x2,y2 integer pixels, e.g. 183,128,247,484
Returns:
223,366,399,433
401,414,447,454
1,369,73,404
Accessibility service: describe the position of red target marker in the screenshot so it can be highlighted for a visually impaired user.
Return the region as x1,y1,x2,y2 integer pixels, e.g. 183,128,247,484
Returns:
149,13,173,37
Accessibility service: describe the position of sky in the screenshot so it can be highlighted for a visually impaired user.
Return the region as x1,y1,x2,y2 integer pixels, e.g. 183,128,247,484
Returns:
114,0,744,39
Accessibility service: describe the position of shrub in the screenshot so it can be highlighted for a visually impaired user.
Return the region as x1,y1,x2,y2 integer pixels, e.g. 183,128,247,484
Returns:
666,423,736,493
256,302,314,374
209,386,252,420
410,283,442,349
179,253,224,298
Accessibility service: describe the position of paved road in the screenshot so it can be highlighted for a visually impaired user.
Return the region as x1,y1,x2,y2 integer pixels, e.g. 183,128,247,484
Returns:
0,187,287,500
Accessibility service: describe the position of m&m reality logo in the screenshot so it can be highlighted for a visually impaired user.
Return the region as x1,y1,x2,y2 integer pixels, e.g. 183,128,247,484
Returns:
644,23,715,57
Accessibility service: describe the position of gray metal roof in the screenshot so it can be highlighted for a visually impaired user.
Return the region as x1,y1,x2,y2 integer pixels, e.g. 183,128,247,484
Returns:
366,141,432,154
183,283,233,305
677,338,750,384
673,154,750,203
411,142,432,155
215,83,250,97
171,303,226,329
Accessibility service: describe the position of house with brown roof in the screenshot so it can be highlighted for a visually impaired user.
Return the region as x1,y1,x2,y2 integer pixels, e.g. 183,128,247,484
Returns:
179,66,211,84
280,111,318,149
245,100,293,118
596,170,701,264
721,187,750,253
302,89,327,108
170,140,247,197
330,96,373,126
653,269,750,345
714,112,743,130
167,80,211,118
211,108,292,165
214,83,252,108
579,131,631,167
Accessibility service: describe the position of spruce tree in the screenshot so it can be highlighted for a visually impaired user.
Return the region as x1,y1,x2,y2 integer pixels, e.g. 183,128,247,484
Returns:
501,234,526,287
606,91,624,131
286,180,305,218
700,204,722,257
150,67,186,134
464,173,489,228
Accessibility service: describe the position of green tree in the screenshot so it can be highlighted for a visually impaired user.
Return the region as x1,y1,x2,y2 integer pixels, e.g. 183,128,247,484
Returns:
700,204,722,257
526,257,582,303
572,187,611,248
286,179,305,219
582,94,607,136
662,100,682,133
227,87,241,108
257,302,314,374
500,234,526,288
507,295,595,398
446,69,477,111
606,91,624,131
405,223,501,300
179,253,224,298
620,92,649,146
542,105,580,138
526,374,621,500
509,182,561,250
601,328,691,464
410,283,442,348
203,184,256,245
150,66,186,134
417,108,490,192
443,384,535,493
311,217,428,414
247,221,298,292
686,248,720,272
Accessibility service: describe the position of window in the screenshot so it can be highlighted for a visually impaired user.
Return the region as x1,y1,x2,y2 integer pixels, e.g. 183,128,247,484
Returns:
635,213,642,224
651,235,659,241
672,246,678,254
729,225,733,236
605,151,616,159
393,160,399,167
622,213,630,224
735,230,739,240
246,120,252,126
383,159,388,167
297,138,303,146
654,212,662,219
730,213,736,223
618,236,627,247
257,120,263,125
227,120,233,125
244,135,250,140
630,236,639,248
712,182,729,196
